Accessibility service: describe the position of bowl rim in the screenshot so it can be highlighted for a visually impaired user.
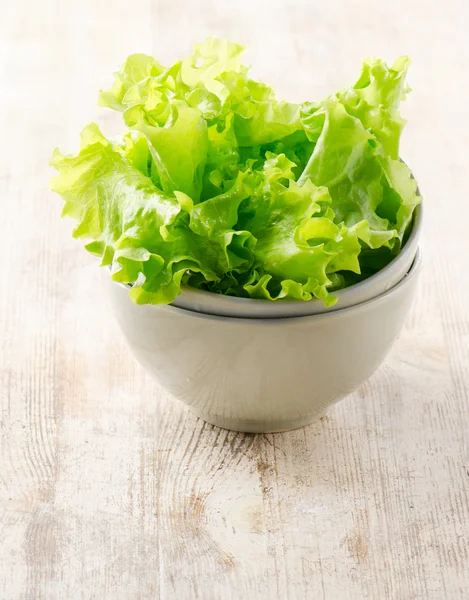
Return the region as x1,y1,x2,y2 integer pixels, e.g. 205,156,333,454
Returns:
170,202,422,313
113,247,421,324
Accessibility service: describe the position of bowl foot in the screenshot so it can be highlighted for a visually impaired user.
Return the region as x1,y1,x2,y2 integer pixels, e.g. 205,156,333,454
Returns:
186,406,327,433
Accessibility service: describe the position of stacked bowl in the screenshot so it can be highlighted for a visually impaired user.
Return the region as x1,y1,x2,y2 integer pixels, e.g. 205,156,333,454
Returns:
105,206,422,433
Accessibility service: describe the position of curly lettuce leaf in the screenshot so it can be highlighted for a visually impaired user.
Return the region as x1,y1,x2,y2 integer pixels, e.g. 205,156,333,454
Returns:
49,124,252,304
218,69,303,146
338,56,411,159
299,58,419,253
237,154,366,305
98,54,167,111
181,37,245,100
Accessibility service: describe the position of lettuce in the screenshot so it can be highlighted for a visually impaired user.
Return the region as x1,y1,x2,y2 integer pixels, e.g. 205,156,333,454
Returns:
50,38,421,306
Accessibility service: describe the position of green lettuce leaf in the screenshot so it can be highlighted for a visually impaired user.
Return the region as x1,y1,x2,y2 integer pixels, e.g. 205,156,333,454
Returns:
50,124,252,304
98,54,167,111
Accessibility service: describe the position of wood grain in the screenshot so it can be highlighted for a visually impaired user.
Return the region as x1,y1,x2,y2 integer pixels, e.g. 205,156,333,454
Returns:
1,0,469,598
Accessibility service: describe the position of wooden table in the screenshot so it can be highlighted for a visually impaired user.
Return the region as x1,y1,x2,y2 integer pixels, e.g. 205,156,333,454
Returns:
1,1,468,598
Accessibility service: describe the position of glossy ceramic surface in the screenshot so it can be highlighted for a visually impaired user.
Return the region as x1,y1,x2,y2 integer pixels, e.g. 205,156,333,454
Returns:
104,250,421,433
171,205,422,319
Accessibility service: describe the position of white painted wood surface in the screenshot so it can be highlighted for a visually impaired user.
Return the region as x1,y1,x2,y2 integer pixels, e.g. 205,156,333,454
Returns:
1,0,469,598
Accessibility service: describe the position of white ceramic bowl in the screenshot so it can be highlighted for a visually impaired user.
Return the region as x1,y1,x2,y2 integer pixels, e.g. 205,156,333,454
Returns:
171,204,422,318
104,249,421,433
